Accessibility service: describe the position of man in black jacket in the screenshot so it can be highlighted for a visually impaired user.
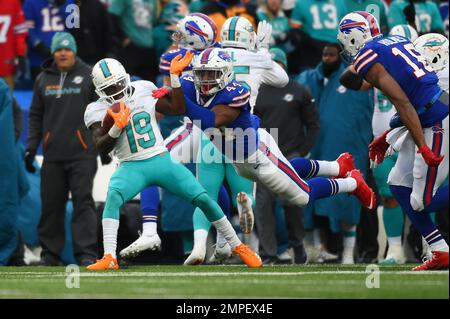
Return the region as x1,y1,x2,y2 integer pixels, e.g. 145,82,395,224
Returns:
25,32,98,266
69,0,115,66
253,48,320,264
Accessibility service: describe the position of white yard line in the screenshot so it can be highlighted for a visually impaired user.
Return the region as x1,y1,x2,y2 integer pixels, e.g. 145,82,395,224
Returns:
0,271,448,277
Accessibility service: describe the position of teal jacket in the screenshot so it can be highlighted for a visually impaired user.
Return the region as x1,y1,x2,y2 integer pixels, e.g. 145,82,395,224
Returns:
0,80,29,265
297,63,374,230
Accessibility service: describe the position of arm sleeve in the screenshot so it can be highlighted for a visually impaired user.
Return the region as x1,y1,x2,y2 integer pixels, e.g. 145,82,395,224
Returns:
159,51,174,75
13,0,28,56
295,70,310,87
261,61,289,88
353,45,381,78
23,0,41,47
297,86,320,155
224,83,251,108
228,92,251,108
27,76,44,150
289,0,303,28
84,102,107,129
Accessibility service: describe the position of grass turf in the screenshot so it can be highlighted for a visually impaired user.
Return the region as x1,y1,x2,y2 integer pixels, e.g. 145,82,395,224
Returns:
0,264,448,299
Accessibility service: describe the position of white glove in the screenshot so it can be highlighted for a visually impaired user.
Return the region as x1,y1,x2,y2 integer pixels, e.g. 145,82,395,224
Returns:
256,20,273,50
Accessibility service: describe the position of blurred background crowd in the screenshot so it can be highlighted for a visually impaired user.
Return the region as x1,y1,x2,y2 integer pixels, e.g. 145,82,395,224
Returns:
0,0,448,267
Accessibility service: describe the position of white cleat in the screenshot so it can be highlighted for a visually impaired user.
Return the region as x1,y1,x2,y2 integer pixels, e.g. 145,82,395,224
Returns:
209,242,232,263
380,245,406,265
304,244,319,264
317,250,339,263
342,248,355,264
119,233,161,258
183,245,206,265
237,192,254,234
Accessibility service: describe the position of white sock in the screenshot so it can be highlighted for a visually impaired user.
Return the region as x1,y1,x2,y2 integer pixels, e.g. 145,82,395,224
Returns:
343,225,357,249
193,229,208,251
387,236,402,248
103,218,119,258
335,177,357,193
430,239,449,252
142,222,157,236
216,229,227,247
313,228,321,249
212,216,241,249
316,160,340,176
304,230,314,247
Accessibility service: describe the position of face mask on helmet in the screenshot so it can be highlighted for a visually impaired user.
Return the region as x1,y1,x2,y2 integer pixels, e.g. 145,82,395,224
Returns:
193,69,225,95
92,59,132,104
192,48,233,95
98,76,131,103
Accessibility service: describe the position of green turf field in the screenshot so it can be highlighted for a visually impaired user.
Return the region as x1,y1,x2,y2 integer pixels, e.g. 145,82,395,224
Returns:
0,264,447,299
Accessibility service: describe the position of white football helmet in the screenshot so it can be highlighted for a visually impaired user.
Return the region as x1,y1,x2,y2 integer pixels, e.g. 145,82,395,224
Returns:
389,24,419,42
221,16,255,50
172,13,217,50
92,58,131,103
192,47,233,95
413,33,449,72
337,11,382,60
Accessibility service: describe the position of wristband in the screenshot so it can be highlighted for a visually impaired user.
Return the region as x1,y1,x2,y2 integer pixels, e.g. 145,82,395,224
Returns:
108,124,122,138
170,74,181,88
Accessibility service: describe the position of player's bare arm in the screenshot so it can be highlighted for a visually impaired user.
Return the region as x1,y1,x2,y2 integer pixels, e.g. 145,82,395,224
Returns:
340,65,372,91
211,104,242,127
89,122,118,155
365,62,427,148
154,51,194,115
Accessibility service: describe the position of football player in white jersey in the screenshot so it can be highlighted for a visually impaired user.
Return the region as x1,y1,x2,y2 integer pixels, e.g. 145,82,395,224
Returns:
413,32,449,261
84,54,262,270
414,33,449,93
119,13,219,259
221,16,289,112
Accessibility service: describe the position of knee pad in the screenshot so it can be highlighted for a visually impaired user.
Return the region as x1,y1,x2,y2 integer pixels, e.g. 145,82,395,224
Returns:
410,193,425,212
103,188,125,219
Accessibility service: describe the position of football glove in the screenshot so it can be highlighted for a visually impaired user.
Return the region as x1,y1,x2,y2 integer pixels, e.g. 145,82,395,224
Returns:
417,145,444,167
152,87,171,99
107,101,130,129
256,20,273,50
369,130,390,168
24,149,36,173
170,51,194,76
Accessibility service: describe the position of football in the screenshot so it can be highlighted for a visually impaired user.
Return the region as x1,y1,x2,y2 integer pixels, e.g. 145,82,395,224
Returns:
101,102,121,135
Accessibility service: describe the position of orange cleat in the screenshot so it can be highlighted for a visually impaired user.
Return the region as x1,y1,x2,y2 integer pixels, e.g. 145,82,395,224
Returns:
86,254,118,271
336,152,356,178
232,244,263,268
348,169,376,210
413,251,449,271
